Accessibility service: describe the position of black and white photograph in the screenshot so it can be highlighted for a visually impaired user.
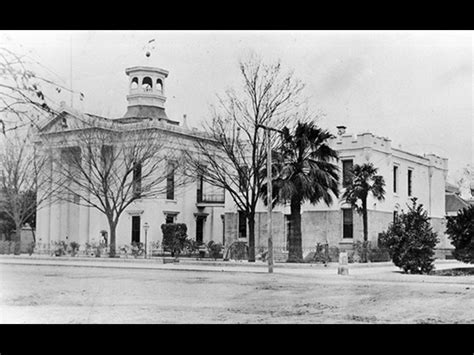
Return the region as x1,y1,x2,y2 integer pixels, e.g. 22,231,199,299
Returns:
0,30,472,329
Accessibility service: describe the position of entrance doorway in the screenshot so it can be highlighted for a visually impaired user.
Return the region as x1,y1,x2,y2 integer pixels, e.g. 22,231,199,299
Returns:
196,217,204,244
131,215,140,243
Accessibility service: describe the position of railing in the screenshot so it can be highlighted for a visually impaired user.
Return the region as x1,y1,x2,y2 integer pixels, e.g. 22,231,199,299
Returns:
197,192,225,204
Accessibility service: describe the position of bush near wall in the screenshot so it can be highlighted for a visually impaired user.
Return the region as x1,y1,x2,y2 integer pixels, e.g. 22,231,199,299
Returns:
378,198,438,274
224,241,248,260
0,240,15,254
161,223,188,258
446,205,474,264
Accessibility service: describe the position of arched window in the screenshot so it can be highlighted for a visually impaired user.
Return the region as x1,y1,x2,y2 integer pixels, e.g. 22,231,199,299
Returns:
142,77,153,91
156,78,163,92
130,77,139,90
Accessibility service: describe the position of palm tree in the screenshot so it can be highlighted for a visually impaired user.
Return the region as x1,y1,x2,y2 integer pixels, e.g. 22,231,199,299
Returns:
263,122,340,263
342,163,386,243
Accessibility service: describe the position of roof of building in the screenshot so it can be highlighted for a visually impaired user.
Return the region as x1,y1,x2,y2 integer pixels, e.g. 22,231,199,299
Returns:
445,182,460,194
446,193,470,213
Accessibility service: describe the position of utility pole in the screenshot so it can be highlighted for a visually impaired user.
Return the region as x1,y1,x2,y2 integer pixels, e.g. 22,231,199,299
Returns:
257,124,283,273
266,127,274,273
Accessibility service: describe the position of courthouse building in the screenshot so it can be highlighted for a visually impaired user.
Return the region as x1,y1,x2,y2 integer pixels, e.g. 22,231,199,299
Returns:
35,61,452,258
35,63,226,250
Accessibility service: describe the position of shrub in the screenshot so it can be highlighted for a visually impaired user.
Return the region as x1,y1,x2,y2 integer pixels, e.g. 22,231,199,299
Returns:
308,243,330,264
85,242,103,257
446,205,474,264
27,241,35,256
183,239,201,257
378,198,438,274
119,244,131,257
161,223,188,258
85,242,94,256
131,242,145,258
0,241,9,254
223,241,248,260
51,241,68,257
207,241,223,260
10,241,17,254
69,241,80,257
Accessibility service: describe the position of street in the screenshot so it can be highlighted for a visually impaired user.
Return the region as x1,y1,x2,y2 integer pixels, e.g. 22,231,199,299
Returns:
0,261,473,323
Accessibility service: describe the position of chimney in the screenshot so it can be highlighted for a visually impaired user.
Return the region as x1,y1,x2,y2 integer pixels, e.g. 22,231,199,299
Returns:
182,114,189,129
336,125,346,136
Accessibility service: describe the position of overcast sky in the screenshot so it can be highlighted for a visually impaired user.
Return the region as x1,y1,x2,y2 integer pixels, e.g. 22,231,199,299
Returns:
1,30,472,180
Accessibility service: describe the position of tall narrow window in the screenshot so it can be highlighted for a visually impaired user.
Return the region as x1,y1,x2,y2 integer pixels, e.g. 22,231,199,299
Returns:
238,211,247,239
238,165,248,190
393,165,398,193
131,215,140,243
196,172,203,203
132,162,142,198
196,217,204,244
342,208,353,239
408,169,413,196
166,161,176,200
342,159,353,187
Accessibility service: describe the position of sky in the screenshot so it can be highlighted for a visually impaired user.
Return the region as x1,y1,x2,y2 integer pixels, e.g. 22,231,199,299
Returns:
1,30,472,182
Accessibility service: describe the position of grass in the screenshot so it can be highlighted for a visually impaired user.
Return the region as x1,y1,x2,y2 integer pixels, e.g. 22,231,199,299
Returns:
430,267,474,276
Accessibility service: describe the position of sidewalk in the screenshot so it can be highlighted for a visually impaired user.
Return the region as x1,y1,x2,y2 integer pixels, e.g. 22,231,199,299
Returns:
0,253,466,278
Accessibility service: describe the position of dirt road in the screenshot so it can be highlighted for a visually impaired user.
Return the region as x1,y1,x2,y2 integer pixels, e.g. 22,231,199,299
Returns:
1,262,473,323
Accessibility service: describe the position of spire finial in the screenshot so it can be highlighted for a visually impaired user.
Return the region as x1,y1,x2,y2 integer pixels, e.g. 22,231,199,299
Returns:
143,39,156,59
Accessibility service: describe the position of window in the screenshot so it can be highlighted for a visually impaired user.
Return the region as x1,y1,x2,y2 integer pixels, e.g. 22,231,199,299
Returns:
130,77,139,90
132,162,142,198
342,159,353,187
142,77,153,91
165,214,175,224
131,215,140,243
408,169,413,196
238,165,248,190
393,211,398,222
196,217,204,244
156,78,163,92
166,161,176,200
393,165,398,193
342,208,353,239
196,172,203,202
238,211,247,239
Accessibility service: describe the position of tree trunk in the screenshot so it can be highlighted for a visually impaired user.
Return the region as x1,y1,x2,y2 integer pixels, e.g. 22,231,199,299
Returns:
247,214,256,262
362,198,368,242
13,220,22,255
287,199,303,263
109,220,117,258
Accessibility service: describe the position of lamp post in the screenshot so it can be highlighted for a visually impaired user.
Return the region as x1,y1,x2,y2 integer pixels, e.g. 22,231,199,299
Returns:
143,222,149,259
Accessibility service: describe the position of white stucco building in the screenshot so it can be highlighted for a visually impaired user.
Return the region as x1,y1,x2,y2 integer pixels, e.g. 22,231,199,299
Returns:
35,63,226,251
34,61,451,259
223,127,451,257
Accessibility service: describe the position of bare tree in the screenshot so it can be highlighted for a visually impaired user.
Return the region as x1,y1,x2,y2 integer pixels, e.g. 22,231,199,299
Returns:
185,53,310,262
44,120,186,257
0,130,54,251
0,46,80,133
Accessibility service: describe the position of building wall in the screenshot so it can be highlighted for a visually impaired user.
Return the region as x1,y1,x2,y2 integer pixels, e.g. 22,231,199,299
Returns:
223,132,450,255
